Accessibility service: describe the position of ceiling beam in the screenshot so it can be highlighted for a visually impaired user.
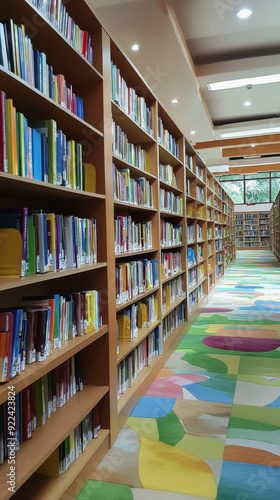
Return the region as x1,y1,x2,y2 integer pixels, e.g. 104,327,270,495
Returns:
222,143,280,158
211,164,280,175
195,134,280,149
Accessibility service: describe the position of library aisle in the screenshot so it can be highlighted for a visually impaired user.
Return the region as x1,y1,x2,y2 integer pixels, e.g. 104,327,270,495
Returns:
77,250,280,500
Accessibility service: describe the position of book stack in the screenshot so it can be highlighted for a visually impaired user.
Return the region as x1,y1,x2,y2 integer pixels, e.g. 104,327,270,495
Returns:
162,276,184,312
117,294,158,342
116,258,159,306
215,239,223,252
160,221,182,247
111,62,153,136
0,208,97,276
161,250,182,278
162,303,185,342
196,166,203,181
158,117,179,158
0,94,86,188
159,164,178,188
197,244,203,262
29,0,93,63
114,215,152,255
197,263,204,281
160,188,183,215
112,121,150,171
0,353,83,464
37,405,101,477
113,164,153,207
215,227,223,239
185,155,194,172
188,267,196,289
0,291,101,382
196,186,204,203
187,223,195,243
0,20,84,117
117,326,162,398
197,223,203,241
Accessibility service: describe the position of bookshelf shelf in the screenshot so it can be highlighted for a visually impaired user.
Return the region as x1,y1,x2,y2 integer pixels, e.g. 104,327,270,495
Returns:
113,155,157,181
162,294,186,320
0,385,109,500
162,321,187,351
158,144,183,165
0,326,108,405
14,429,110,500
114,200,157,213
116,287,159,312
112,101,155,144
159,180,183,195
0,263,107,292
0,68,103,142
1,0,103,84
117,320,161,363
115,248,158,259
117,354,161,415
160,211,183,218
162,270,185,284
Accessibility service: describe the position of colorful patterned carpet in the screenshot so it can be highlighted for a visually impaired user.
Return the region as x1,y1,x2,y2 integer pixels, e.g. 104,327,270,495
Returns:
77,250,280,500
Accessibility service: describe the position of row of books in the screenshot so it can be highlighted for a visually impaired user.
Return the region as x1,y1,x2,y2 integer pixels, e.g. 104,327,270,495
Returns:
117,294,158,342
0,208,97,277
162,276,184,312
196,186,204,202
0,354,83,463
38,405,101,477
0,290,101,382
189,284,203,313
161,250,182,278
244,213,258,219
162,303,185,342
0,20,84,118
113,164,154,207
1,94,86,189
114,216,152,255
244,225,258,230
197,206,205,219
160,188,183,215
158,117,179,159
197,263,205,281
185,155,194,172
116,258,159,306
112,120,150,171
188,267,197,289
215,239,223,252
117,327,162,398
215,227,223,239
111,62,153,136
196,166,204,181
30,0,93,63
207,209,213,221
160,221,182,248
197,244,204,262
187,224,195,243
216,266,222,279
216,253,223,265
186,179,191,195
159,164,178,188
244,230,259,236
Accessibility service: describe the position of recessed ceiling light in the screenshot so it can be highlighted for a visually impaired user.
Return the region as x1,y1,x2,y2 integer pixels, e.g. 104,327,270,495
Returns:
251,144,255,147
219,127,280,139
243,101,251,106
237,8,252,19
190,130,196,135
171,99,178,104
131,44,139,51
207,74,280,91
208,165,230,173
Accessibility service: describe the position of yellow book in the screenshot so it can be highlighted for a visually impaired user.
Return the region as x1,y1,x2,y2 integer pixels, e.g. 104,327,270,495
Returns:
166,283,170,307
145,152,150,172
70,140,76,189
139,302,147,328
86,291,94,332
117,310,131,341
5,99,18,175
91,291,96,331
83,163,96,193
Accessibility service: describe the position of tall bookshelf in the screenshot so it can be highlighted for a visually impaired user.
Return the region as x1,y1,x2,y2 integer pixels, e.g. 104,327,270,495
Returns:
0,1,235,498
234,211,270,249
270,192,280,260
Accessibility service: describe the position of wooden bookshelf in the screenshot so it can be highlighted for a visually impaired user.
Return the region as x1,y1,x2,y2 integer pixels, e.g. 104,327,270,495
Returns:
234,211,270,249
0,1,235,497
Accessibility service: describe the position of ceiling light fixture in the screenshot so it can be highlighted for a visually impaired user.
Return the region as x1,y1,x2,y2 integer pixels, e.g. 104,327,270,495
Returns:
243,101,251,106
190,130,196,135
207,74,280,91
219,127,280,139
171,99,178,104
237,8,252,19
131,44,139,51
208,165,230,173
251,144,255,147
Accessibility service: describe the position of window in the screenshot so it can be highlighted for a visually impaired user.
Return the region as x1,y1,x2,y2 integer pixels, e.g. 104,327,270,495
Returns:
218,171,280,204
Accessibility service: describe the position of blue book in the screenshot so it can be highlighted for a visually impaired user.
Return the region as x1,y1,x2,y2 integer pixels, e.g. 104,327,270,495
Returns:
32,128,42,181
9,309,24,378
33,49,40,90
17,26,26,82
48,65,53,99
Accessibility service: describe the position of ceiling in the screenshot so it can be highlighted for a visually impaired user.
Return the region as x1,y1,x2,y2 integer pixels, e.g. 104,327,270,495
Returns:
86,0,280,175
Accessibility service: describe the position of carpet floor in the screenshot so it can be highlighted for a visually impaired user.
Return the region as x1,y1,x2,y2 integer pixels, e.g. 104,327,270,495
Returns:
77,250,280,500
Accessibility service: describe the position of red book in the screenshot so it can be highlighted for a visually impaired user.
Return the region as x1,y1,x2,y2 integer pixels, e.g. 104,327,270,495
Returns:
22,386,32,441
